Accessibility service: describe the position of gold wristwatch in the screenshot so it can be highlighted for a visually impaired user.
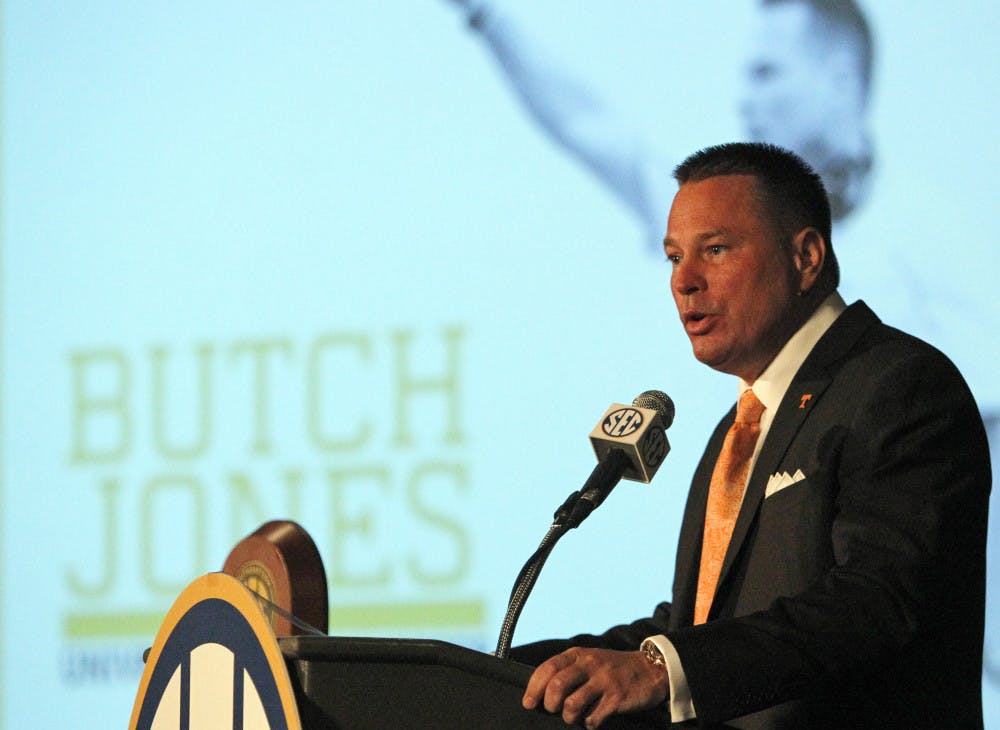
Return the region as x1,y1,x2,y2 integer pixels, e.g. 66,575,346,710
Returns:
640,638,667,671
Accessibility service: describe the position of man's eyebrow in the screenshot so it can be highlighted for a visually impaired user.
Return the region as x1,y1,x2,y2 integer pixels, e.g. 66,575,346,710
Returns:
663,229,729,248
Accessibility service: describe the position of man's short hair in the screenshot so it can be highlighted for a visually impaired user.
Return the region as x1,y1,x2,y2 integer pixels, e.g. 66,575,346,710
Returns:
764,0,874,102
674,142,840,287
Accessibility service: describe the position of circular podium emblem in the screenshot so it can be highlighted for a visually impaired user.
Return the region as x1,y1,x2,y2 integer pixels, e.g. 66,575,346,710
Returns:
128,572,302,730
223,520,328,636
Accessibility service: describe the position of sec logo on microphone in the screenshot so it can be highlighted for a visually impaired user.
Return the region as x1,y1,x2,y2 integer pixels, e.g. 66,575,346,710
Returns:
602,407,643,438
640,426,668,468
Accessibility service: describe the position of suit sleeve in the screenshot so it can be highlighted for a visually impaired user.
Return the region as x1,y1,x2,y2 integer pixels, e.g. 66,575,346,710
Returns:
508,601,673,666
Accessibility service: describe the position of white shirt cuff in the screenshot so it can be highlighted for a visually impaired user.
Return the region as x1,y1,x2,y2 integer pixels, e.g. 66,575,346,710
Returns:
645,634,696,722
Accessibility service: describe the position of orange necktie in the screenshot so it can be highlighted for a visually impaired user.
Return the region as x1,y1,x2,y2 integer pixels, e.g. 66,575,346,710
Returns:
694,388,765,625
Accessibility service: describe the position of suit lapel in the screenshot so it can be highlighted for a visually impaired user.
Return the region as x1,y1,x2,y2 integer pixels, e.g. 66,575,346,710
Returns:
709,301,880,617
715,375,832,593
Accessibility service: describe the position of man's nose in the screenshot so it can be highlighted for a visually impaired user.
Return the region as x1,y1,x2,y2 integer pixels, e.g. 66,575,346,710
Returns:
672,259,704,295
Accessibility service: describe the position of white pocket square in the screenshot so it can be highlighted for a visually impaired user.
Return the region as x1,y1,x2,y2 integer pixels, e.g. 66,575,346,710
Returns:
765,469,806,498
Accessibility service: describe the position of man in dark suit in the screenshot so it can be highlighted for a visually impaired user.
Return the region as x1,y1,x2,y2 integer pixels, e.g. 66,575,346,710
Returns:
515,142,991,728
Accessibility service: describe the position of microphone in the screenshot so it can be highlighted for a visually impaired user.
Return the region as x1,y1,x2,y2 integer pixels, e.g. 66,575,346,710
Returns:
495,390,674,657
562,390,674,527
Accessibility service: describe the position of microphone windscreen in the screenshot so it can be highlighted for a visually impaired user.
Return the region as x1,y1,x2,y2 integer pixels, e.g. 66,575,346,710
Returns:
633,390,675,429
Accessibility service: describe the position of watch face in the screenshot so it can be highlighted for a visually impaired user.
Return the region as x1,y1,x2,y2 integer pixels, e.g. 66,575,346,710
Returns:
641,640,666,668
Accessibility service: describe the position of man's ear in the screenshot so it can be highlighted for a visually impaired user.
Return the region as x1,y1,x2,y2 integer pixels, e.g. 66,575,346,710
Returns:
791,227,826,294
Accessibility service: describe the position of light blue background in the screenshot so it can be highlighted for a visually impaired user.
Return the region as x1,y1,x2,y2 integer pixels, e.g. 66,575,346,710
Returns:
2,2,998,726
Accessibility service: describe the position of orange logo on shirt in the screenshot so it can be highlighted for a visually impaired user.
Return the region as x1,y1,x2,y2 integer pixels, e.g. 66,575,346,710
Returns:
799,394,813,409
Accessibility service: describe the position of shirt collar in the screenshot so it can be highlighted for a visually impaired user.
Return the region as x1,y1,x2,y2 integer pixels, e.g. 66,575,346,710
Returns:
739,291,847,413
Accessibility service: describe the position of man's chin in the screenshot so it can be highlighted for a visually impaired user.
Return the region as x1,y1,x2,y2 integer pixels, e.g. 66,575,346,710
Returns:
690,346,726,371
690,347,748,380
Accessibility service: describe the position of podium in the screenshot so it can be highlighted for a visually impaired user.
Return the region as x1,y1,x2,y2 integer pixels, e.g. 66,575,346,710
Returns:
281,635,667,729
129,574,667,729
129,522,669,729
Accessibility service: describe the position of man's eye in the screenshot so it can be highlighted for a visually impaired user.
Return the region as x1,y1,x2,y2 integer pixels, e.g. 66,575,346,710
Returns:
665,253,680,265
708,245,724,255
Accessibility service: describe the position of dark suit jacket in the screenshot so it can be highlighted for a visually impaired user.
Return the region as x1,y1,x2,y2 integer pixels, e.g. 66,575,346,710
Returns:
512,302,991,729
